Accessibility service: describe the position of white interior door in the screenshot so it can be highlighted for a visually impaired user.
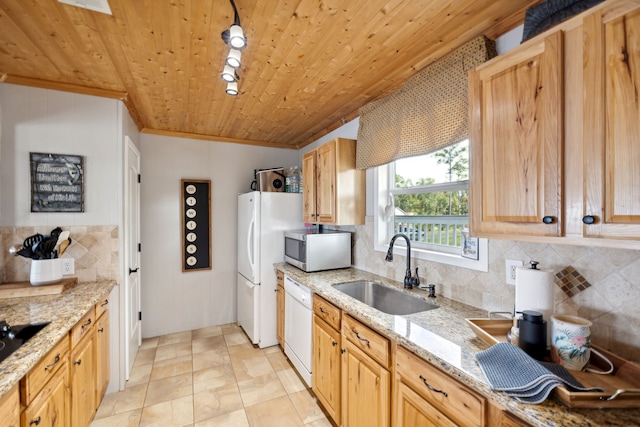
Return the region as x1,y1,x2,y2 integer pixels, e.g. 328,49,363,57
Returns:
124,137,141,379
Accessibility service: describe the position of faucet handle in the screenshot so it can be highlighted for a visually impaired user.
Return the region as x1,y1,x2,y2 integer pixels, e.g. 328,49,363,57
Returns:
414,268,420,287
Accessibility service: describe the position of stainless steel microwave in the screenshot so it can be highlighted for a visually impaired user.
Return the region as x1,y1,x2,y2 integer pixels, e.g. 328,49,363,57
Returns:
284,229,352,272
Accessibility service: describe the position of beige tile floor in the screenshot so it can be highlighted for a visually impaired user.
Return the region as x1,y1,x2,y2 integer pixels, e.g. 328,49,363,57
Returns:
91,323,332,427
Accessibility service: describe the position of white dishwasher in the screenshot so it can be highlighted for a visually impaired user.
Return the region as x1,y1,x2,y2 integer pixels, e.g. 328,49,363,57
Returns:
284,275,313,387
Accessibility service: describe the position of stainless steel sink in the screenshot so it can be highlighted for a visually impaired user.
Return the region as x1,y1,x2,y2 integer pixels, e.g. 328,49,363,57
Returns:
332,281,438,315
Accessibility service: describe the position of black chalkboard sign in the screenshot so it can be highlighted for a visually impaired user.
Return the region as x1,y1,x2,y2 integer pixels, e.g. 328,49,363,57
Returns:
30,152,84,212
181,179,212,271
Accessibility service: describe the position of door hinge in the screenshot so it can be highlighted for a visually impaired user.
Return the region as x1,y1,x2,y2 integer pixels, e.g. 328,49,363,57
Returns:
138,243,141,252
138,311,142,321
137,174,141,183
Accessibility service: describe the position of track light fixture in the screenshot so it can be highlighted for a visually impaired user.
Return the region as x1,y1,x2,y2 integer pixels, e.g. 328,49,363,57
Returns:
220,0,246,95
221,0,247,51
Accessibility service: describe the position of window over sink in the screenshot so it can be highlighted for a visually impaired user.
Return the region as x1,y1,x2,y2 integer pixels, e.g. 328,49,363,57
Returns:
373,139,488,272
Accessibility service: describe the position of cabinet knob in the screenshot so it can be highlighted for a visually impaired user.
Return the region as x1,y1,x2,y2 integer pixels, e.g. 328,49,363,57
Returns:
30,416,41,426
332,340,337,347
542,216,555,224
582,215,596,225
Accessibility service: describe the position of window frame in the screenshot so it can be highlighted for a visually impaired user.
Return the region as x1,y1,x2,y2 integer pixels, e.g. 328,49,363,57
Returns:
373,163,488,272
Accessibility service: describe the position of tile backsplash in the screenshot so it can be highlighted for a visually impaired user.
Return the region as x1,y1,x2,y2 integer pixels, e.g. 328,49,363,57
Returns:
0,225,119,284
346,217,640,361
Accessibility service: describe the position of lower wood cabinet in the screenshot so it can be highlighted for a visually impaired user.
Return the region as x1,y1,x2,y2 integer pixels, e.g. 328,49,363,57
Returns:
95,305,110,407
0,384,20,427
342,314,390,427
276,270,285,349
395,380,457,427
22,365,69,427
395,346,486,427
70,331,96,427
312,295,342,425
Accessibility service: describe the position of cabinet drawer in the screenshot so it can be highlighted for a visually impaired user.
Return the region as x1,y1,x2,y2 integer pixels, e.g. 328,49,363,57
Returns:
313,295,341,331
71,309,95,348
342,314,389,368
95,294,110,318
396,346,486,427
20,334,70,405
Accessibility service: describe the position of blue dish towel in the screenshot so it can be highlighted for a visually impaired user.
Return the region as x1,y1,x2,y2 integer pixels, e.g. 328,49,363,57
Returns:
475,343,603,404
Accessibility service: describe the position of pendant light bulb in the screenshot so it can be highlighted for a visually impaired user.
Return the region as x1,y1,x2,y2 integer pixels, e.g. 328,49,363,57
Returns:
226,48,242,68
221,65,237,82
229,25,246,49
226,81,238,96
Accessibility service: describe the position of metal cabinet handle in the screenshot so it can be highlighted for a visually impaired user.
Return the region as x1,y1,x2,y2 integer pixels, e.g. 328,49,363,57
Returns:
30,416,41,425
98,328,104,333
74,359,82,366
319,307,328,315
81,318,92,329
44,353,61,371
332,340,338,347
353,330,370,346
101,299,109,307
419,375,448,397
582,215,596,224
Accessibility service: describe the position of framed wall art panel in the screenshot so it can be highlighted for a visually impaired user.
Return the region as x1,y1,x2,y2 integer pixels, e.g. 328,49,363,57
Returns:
181,179,212,271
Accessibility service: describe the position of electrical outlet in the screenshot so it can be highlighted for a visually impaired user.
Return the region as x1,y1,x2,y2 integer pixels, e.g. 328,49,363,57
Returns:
505,259,523,285
61,258,75,276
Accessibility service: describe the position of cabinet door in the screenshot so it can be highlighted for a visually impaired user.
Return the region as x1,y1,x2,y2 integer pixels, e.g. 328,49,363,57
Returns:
469,31,563,237
583,5,640,239
0,384,19,427
95,311,110,407
312,315,341,424
22,365,69,427
302,150,317,223
276,284,285,348
395,381,457,427
316,140,337,223
71,333,96,427
342,339,390,427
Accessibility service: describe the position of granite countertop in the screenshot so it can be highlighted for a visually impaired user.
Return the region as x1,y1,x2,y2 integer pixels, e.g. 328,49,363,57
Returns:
0,280,116,400
275,263,640,427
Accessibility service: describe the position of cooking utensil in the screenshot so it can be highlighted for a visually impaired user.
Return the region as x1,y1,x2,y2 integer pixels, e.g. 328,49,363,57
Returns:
53,231,70,254
59,238,71,256
23,234,44,251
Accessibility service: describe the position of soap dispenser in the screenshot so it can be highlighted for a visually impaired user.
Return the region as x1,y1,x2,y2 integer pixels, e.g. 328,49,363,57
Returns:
518,310,547,360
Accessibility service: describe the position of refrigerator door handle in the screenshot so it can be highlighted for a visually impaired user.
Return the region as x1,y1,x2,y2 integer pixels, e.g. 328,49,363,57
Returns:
247,216,255,273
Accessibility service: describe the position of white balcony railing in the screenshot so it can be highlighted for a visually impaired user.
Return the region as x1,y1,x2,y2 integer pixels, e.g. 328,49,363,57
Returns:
394,215,468,248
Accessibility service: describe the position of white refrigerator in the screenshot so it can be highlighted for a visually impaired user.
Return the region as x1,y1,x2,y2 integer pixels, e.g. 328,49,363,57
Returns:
237,191,304,348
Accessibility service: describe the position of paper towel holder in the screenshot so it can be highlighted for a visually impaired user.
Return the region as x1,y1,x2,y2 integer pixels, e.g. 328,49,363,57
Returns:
529,261,540,270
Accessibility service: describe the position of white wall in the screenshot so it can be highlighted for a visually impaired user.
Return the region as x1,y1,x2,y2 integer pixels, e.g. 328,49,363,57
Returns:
139,134,299,338
0,84,120,226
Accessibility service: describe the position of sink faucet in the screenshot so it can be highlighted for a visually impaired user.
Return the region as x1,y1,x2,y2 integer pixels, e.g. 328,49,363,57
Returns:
385,233,420,289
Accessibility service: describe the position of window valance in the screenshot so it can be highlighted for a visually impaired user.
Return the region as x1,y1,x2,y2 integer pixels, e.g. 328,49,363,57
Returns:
356,36,496,169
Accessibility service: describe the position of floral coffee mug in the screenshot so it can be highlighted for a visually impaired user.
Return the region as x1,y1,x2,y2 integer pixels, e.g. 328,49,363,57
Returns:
550,315,613,374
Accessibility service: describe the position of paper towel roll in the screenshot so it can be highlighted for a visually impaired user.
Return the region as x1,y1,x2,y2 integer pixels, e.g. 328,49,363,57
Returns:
515,266,555,346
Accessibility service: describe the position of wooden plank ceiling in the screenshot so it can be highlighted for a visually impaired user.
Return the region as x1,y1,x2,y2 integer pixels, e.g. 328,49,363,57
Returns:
0,0,539,149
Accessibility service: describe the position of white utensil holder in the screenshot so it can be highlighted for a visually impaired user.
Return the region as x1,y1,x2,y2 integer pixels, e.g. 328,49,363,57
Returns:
30,258,63,286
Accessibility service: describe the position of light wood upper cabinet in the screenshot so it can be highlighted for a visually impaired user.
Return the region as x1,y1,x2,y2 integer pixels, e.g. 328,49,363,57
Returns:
469,30,564,237
583,5,640,240
302,138,365,225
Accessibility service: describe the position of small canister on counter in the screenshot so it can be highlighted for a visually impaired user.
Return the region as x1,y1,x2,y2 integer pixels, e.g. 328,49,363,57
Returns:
518,310,547,360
